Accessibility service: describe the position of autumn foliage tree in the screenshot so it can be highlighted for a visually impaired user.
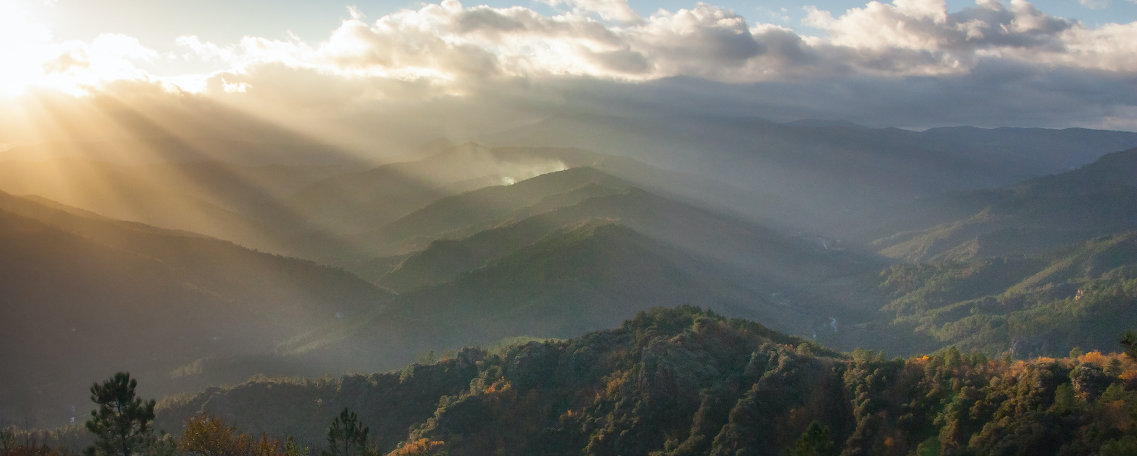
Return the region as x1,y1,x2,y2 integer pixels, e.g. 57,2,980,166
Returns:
179,415,305,456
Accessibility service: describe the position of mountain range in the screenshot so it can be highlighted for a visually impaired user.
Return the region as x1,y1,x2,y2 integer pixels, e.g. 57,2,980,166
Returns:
4,116,1137,431
874,147,1137,262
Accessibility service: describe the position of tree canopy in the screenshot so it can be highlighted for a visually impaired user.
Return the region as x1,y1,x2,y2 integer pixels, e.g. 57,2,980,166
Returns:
85,372,156,456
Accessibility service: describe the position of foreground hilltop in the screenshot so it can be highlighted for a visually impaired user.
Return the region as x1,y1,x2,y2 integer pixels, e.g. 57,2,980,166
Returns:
155,307,1137,456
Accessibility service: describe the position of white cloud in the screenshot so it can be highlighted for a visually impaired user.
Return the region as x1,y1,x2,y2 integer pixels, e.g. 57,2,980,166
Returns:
542,0,641,22
3,0,1136,134
91,0,1133,91
33,34,161,95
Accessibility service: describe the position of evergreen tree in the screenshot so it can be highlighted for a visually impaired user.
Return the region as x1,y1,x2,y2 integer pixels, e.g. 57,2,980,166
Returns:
787,421,837,456
1121,330,1137,359
85,372,156,456
323,408,371,456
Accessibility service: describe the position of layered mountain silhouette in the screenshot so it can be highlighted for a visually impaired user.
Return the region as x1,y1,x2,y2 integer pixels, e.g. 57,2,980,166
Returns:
874,147,1137,262
5,118,1137,433
485,113,1137,233
282,169,884,373
0,190,392,425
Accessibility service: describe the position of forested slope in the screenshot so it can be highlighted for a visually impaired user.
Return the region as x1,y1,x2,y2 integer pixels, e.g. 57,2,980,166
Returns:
153,307,1137,456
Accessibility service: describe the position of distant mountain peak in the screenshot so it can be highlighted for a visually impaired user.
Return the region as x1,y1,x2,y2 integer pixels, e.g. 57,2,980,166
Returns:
785,119,867,129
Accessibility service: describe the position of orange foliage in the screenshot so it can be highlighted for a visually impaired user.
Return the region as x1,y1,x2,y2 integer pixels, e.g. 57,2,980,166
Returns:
179,415,288,456
387,438,445,456
602,370,629,398
1006,360,1029,376
485,378,512,394
1080,351,1109,366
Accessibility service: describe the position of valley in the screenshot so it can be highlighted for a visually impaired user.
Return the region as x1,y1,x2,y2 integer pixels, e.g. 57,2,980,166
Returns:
4,123,1137,435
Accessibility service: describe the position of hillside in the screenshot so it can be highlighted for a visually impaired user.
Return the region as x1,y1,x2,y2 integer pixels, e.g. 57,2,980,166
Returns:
875,147,1137,262
0,191,393,427
280,223,772,369
283,204,889,376
6,126,1137,441
485,114,1137,235
372,183,628,292
879,231,1137,357
286,144,585,240
154,307,1137,456
364,166,630,255
0,157,353,256
372,168,881,295
288,144,781,262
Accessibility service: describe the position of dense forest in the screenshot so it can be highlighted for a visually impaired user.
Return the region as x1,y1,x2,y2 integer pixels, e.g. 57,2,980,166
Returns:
7,307,1137,456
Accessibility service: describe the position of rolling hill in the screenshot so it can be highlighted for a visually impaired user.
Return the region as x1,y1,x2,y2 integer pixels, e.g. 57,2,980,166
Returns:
371,167,881,295
0,190,393,427
154,307,1137,456
879,231,1137,357
285,143,784,262
283,178,889,372
485,113,1137,235
279,222,786,371
0,157,353,256
285,143,581,240
363,166,631,256
7,117,1137,442
874,147,1137,262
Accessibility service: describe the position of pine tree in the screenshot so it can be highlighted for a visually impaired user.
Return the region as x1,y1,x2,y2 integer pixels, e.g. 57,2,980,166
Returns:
787,421,837,456
322,408,371,456
85,372,156,456
1121,330,1137,359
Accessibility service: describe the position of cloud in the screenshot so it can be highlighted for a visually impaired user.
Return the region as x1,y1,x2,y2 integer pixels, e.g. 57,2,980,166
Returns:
2,0,1136,138
542,0,641,22
179,0,1133,85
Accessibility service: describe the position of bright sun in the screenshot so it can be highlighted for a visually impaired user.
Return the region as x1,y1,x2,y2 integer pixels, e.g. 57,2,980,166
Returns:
0,2,160,98
0,2,53,97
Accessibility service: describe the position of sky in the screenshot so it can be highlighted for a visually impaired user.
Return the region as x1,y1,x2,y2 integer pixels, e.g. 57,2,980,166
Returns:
2,0,1137,151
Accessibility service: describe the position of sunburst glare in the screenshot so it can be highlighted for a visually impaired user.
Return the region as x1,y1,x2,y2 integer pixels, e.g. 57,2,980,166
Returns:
0,2,52,97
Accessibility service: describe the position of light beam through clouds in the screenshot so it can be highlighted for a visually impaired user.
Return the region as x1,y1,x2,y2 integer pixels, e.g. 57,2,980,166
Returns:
1,0,1135,145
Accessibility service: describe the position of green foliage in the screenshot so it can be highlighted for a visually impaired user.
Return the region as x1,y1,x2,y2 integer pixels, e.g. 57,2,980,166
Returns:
84,372,156,456
878,232,1137,357
1121,330,1137,360
323,409,371,456
137,308,1137,456
787,421,837,456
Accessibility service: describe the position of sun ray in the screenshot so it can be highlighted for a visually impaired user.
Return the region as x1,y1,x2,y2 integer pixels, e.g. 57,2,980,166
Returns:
0,2,53,97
